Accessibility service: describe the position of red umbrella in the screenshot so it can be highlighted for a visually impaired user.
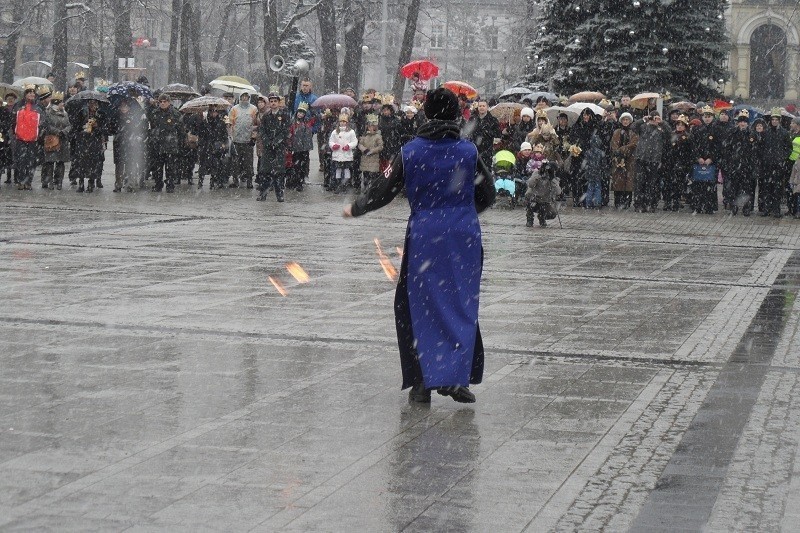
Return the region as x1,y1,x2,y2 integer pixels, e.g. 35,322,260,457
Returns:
442,81,478,100
401,60,440,81
310,93,358,111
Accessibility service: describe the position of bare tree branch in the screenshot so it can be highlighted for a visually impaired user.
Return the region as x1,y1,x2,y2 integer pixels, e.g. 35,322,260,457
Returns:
277,0,322,43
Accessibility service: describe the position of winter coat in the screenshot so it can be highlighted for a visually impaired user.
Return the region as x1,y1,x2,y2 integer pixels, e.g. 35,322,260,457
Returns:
11,101,45,170
198,114,229,171
0,105,11,167
512,118,535,150
147,106,184,155
379,114,402,159
293,91,318,114
713,121,735,171
760,125,792,167
610,126,638,192
635,121,671,163
554,124,571,158
581,133,606,184
464,112,501,156
329,127,358,162
790,159,800,194
525,169,562,204
229,103,258,144
258,109,290,174
666,130,694,180
289,117,315,152
397,116,417,145
725,127,758,183
692,123,719,163
43,106,72,163
112,108,147,167
358,130,383,173
73,106,107,164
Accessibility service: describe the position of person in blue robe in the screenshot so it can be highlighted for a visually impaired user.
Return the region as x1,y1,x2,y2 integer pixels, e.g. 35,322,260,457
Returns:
343,88,495,404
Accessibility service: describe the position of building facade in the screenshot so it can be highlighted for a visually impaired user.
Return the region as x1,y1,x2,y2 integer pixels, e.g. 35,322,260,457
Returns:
726,0,800,100
357,0,528,98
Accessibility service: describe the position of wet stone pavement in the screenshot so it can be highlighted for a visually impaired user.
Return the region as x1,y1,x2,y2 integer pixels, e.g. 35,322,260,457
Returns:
2,157,800,531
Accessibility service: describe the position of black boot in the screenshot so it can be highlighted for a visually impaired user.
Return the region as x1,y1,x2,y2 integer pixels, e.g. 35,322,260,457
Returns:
436,386,475,403
77,178,85,193
408,384,431,403
95,178,103,189
86,179,94,193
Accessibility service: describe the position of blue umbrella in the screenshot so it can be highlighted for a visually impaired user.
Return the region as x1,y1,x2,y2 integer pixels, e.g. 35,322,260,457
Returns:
732,104,765,124
107,81,152,103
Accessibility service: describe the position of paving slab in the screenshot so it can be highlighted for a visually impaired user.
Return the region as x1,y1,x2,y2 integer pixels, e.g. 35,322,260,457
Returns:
2,154,800,531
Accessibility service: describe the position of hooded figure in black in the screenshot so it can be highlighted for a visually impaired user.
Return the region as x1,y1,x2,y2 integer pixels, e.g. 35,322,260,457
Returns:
569,108,600,206
760,110,793,217
72,98,107,193
197,105,230,189
724,111,759,215
343,88,496,405
664,115,693,211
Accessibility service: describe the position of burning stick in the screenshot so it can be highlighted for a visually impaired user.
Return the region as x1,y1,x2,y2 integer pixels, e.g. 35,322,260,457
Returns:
268,276,288,296
374,238,398,281
285,262,310,283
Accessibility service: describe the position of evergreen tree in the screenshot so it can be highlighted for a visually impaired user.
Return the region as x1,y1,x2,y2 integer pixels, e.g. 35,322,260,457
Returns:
523,0,729,100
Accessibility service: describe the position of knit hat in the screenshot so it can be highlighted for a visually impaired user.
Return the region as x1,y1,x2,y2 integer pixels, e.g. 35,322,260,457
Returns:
520,107,534,119
423,87,459,120
403,105,417,114
520,141,532,151
770,107,783,118
158,93,171,102
619,112,633,122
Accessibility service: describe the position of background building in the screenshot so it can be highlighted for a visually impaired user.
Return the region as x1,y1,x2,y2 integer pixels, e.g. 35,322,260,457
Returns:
726,0,800,101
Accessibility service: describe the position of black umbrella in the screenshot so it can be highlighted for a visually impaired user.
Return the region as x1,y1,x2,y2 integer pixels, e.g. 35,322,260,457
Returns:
65,91,110,114
160,83,200,98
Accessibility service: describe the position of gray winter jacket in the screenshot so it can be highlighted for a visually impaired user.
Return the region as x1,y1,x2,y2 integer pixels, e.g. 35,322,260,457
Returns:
635,122,671,163
44,106,71,163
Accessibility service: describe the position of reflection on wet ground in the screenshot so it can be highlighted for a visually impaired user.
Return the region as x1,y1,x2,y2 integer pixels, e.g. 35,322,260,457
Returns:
2,177,800,530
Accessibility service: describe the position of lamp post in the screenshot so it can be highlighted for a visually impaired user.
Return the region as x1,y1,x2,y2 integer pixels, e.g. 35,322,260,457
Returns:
336,43,342,93
361,45,369,92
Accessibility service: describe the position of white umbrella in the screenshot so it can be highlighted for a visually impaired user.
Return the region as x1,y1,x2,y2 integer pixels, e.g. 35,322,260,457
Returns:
499,86,532,100
179,95,232,114
545,106,579,126
567,102,605,116
209,78,256,97
13,76,53,88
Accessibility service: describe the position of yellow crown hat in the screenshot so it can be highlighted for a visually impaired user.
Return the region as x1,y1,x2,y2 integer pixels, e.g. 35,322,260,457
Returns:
74,71,86,80
51,91,64,101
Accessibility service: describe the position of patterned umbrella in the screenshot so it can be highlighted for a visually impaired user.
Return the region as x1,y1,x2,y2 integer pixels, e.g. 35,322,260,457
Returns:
107,81,153,102
441,81,478,100
400,60,439,81
179,95,232,114
160,83,200,98
489,102,524,122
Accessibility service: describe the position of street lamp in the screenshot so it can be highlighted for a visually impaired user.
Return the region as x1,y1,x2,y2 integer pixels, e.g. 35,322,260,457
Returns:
336,43,342,92
361,45,369,92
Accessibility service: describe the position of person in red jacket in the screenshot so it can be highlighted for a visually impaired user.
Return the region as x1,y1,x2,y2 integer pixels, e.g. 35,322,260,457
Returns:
11,85,45,190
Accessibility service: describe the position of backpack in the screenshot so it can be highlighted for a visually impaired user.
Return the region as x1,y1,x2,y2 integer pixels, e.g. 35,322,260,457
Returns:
15,106,40,143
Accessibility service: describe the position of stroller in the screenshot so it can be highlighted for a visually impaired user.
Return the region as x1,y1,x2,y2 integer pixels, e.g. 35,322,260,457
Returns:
493,150,525,208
